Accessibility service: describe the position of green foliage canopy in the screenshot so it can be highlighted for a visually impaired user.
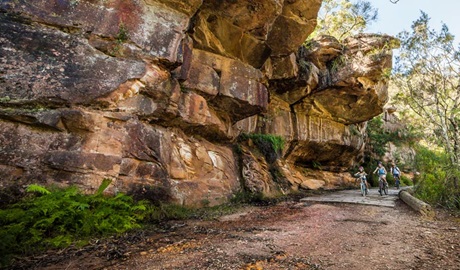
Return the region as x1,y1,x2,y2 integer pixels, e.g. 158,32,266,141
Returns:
311,0,378,41
392,12,460,190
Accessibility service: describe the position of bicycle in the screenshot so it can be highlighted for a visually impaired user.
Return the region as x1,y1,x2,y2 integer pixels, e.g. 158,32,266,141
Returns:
378,177,388,196
358,176,368,197
394,175,400,189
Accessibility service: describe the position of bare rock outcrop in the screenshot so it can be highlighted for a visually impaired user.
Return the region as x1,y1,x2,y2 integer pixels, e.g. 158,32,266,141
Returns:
247,34,398,190
0,0,397,205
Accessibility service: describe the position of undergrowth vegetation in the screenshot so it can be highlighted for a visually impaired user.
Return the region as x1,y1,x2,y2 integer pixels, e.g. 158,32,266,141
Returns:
413,146,460,211
0,179,149,266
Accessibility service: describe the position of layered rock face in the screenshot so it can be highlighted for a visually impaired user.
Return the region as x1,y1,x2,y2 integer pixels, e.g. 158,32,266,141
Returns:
0,0,397,205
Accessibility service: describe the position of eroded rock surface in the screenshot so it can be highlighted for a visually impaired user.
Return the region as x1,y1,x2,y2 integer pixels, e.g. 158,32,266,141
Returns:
0,0,397,205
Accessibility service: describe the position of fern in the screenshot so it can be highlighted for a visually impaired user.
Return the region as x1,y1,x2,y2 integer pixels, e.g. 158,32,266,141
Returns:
0,180,152,267
26,184,51,195
95,178,112,196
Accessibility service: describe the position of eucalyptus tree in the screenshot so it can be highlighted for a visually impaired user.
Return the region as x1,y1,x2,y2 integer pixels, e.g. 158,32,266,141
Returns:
393,12,460,189
311,0,378,41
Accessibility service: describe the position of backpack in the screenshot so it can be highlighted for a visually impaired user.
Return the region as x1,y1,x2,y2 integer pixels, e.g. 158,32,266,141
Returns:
392,166,400,175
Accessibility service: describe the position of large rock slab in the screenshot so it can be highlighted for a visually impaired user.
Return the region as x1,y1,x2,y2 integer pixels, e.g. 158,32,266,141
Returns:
286,115,366,171
0,110,238,206
177,49,269,122
1,0,194,63
0,0,399,203
191,0,282,68
309,34,399,124
267,0,322,56
0,14,145,105
257,96,294,143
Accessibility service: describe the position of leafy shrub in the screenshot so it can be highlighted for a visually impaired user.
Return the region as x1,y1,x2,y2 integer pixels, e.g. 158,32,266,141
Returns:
387,172,413,187
367,116,390,156
0,179,149,266
413,146,460,210
416,169,460,210
240,133,285,152
386,173,395,186
0,180,276,267
414,170,446,204
400,175,413,186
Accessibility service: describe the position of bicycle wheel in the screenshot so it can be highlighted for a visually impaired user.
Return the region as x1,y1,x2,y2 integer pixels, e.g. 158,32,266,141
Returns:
384,182,388,195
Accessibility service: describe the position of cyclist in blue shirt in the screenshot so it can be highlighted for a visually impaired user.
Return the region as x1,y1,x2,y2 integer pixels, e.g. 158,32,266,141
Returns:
373,161,388,185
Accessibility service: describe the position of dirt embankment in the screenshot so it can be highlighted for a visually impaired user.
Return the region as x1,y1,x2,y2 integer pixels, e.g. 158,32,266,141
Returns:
11,200,460,270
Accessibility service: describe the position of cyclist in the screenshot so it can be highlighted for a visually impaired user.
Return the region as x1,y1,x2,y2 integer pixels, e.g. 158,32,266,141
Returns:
373,161,388,194
354,166,370,193
391,162,401,189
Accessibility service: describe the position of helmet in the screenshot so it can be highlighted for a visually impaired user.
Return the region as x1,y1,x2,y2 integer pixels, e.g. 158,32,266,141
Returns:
359,166,364,170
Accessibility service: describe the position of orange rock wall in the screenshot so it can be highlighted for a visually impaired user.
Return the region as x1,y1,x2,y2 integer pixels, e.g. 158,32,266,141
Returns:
0,0,396,205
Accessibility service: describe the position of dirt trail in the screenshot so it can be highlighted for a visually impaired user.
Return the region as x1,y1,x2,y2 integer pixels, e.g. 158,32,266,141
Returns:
19,196,459,270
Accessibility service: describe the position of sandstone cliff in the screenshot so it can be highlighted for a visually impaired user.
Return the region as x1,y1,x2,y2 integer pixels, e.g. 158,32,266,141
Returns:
0,0,398,206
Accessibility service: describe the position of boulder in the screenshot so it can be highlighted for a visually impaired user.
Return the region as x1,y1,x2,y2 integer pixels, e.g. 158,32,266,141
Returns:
267,0,322,56
240,146,273,194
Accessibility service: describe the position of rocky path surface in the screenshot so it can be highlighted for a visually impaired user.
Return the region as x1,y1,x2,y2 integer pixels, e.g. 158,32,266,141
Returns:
16,191,460,270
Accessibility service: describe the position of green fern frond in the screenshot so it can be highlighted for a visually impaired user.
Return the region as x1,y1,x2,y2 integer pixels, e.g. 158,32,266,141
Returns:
26,184,51,195
132,204,147,211
46,235,73,248
95,178,112,196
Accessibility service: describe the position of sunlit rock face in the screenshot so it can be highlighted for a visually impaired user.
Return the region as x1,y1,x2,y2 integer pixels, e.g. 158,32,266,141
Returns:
191,0,322,68
0,0,396,205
